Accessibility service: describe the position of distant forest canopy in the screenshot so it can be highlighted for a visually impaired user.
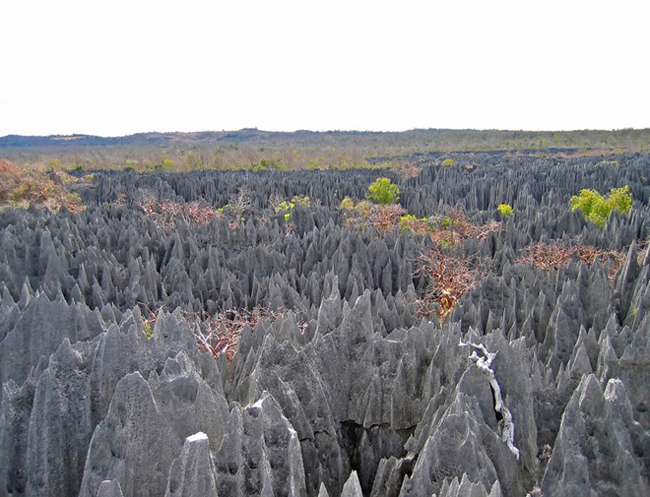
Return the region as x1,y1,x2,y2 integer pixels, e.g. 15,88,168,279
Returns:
1,128,649,172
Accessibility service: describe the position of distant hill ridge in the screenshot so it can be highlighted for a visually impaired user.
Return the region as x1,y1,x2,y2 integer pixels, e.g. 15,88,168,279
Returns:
0,129,431,148
2,128,649,152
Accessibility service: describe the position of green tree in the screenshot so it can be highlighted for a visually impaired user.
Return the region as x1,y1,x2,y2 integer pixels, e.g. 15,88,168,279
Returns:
497,204,514,217
367,177,400,205
338,197,355,211
570,185,632,227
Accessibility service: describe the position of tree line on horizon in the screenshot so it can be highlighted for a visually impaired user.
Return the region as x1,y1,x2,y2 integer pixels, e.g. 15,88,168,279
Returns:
1,128,648,173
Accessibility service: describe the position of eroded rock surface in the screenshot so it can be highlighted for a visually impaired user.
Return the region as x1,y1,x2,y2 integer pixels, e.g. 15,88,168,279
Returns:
1,155,649,495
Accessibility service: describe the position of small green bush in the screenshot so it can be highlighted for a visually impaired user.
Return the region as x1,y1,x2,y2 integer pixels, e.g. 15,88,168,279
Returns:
398,214,430,233
254,157,284,171
66,192,83,205
275,200,294,212
271,195,311,220
570,185,632,227
441,158,457,167
399,214,419,229
292,195,311,207
497,204,514,217
354,200,374,217
439,216,453,229
8,184,29,201
339,197,355,211
367,177,400,205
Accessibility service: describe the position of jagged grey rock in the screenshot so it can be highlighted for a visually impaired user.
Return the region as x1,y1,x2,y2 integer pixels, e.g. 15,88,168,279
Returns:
317,482,331,497
165,432,219,497
434,475,502,497
340,471,363,497
97,479,125,497
400,389,523,497
79,372,180,497
213,393,306,496
541,375,650,496
0,156,648,496
25,338,96,496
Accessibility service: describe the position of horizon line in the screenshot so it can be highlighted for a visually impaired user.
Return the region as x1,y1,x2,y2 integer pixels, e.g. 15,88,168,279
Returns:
2,126,650,140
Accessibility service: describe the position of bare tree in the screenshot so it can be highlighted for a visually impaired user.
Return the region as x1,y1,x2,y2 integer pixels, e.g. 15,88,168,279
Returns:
228,187,253,226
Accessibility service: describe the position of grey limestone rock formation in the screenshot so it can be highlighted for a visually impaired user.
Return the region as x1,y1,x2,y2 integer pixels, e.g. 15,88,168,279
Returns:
96,480,124,497
433,475,502,497
541,375,650,496
0,154,649,496
213,393,306,496
165,432,219,497
340,471,363,497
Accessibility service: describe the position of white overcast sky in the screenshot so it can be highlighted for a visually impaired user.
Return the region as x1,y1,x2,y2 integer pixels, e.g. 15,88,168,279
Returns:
1,0,648,136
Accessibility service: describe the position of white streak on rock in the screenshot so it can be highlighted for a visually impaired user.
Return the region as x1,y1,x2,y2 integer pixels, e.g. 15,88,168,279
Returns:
185,432,208,443
459,340,520,460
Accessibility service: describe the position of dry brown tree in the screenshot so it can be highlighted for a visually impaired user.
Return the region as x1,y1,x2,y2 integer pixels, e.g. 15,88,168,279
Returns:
415,246,480,320
517,242,624,281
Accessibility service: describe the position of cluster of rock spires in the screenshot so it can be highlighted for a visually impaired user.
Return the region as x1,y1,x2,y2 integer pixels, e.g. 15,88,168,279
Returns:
0,153,648,496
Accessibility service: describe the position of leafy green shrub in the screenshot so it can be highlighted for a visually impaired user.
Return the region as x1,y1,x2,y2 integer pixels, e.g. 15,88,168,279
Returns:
305,159,322,170
270,195,311,224
439,216,453,229
607,186,633,212
497,204,514,217
398,214,430,233
367,177,400,205
8,184,29,202
570,185,632,227
292,195,311,207
339,197,355,211
399,214,418,229
253,157,285,171
441,158,457,167
354,200,374,217
274,200,294,213
66,192,83,206
144,322,153,339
